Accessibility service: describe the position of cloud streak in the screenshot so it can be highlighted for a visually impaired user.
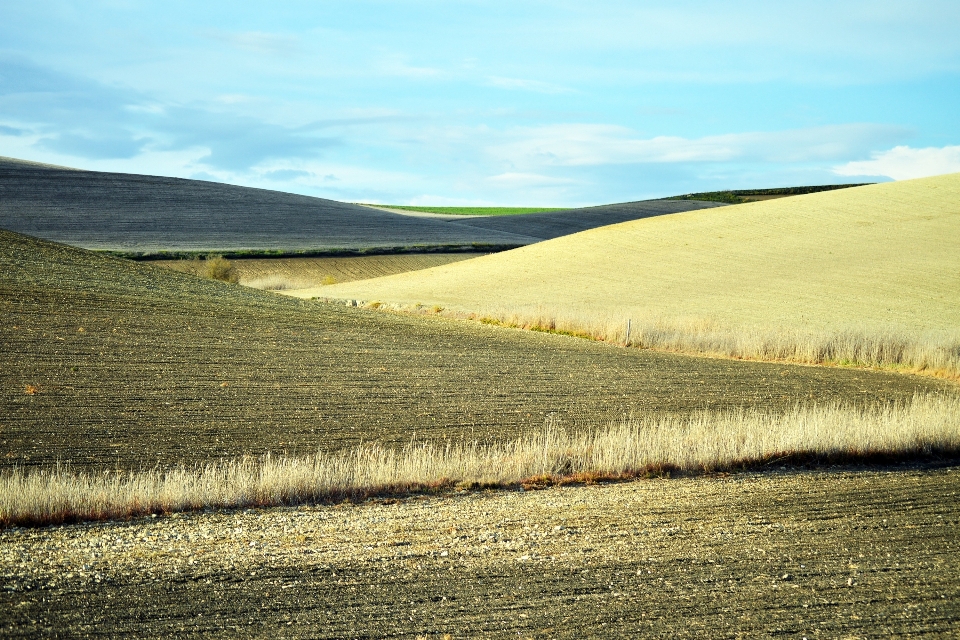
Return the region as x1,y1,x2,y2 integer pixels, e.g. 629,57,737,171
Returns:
0,56,338,170
833,145,960,180
485,172,579,188
486,76,573,94
489,124,908,168
0,1,956,205
203,30,301,56
378,55,444,79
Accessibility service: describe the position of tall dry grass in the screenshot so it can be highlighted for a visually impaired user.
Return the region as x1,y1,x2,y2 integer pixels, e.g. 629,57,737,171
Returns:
203,255,238,283
409,304,960,379
310,296,960,378
242,274,316,291
2,395,959,527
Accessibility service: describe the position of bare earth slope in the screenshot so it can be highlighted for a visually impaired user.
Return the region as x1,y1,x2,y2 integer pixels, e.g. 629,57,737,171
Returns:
3,469,958,637
0,229,942,471
315,173,960,334
0,157,539,253
443,198,729,240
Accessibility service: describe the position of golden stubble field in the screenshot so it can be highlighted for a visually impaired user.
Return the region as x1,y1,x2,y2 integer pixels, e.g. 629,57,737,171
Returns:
311,173,960,332
304,174,960,376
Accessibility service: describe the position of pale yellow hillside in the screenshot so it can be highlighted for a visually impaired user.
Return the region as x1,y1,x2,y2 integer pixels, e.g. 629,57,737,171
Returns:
292,174,960,335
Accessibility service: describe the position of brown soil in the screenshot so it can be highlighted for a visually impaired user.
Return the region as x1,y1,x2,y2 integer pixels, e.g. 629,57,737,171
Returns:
1,230,950,472
2,468,957,637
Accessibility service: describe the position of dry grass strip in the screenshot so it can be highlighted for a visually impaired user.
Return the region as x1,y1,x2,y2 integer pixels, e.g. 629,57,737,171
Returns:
514,309,960,379
3,395,958,528
373,302,960,380
242,274,318,291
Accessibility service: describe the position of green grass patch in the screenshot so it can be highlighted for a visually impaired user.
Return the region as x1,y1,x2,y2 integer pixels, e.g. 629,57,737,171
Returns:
363,205,567,216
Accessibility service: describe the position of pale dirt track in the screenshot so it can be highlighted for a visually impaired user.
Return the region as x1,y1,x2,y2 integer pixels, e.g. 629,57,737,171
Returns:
1,468,958,637
156,254,485,288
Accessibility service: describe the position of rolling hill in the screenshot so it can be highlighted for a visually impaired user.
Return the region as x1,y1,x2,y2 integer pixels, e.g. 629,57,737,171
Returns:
442,198,728,240
0,157,539,254
307,173,960,370
0,156,726,255
1,228,939,471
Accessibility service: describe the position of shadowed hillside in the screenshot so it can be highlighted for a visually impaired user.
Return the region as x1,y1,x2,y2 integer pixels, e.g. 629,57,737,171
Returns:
0,157,732,255
0,157,540,254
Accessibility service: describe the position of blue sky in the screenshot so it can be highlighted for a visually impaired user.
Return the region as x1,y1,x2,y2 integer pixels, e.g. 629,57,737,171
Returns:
1,1,959,206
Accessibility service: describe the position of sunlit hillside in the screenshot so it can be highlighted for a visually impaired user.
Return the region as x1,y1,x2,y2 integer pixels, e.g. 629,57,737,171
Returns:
309,174,960,333
295,174,960,375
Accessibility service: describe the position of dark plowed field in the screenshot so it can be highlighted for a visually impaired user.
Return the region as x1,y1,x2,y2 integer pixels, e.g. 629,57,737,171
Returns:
0,158,539,253
0,230,948,471
444,198,729,240
3,469,958,637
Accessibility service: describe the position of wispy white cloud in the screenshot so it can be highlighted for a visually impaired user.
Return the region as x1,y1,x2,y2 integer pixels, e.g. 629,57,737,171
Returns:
490,123,907,168
531,2,960,82
833,145,960,180
378,55,443,78
124,103,166,115
486,76,573,94
238,159,431,201
0,135,216,178
485,172,578,188
215,94,261,105
406,195,494,206
203,30,300,56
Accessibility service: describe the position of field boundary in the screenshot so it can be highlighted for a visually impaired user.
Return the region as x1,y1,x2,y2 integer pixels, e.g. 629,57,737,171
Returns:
309,298,960,381
668,183,873,204
357,204,567,216
103,243,525,261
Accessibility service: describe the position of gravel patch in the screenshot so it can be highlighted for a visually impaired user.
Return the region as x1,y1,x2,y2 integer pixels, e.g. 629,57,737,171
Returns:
2,469,958,637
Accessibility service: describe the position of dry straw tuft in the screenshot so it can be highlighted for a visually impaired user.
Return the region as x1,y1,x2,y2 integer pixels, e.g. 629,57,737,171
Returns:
242,274,313,291
203,255,238,283
2,395,958,527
